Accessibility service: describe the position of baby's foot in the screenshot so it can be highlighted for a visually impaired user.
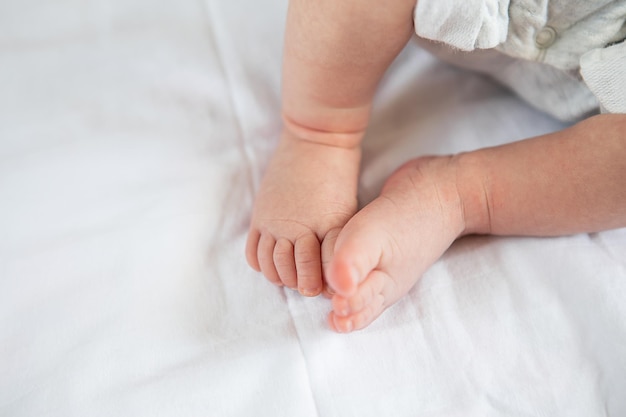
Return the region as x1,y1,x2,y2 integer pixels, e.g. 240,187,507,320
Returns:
326,156,466,332
246,130,360,296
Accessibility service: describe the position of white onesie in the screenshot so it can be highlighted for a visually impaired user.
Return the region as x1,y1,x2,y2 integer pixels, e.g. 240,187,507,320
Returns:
413,0,626,121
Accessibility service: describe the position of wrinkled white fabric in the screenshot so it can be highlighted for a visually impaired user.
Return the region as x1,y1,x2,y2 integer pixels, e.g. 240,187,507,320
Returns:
415,0,626,120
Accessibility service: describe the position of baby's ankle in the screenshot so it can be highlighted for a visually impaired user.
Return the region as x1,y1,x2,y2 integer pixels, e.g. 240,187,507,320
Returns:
383,156,467,238
419,157,467,237
451,153,494,236
281,109,368,150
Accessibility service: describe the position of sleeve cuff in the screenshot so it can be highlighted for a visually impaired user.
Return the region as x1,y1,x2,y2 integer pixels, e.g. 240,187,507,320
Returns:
414,0,510,51
580,41,626,114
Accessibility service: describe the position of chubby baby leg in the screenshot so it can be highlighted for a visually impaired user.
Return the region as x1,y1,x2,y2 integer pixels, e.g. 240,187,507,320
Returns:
246,0,416,294
325,115,626,331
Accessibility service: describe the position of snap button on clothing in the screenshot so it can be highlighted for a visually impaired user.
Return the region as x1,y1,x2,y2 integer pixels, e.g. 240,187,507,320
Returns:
535,26,558,49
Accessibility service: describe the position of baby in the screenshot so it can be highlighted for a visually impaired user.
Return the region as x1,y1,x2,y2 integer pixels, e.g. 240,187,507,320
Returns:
246,0,626,333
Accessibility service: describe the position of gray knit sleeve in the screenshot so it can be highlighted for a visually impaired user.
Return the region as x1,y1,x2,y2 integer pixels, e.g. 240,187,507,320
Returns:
580,42,626,114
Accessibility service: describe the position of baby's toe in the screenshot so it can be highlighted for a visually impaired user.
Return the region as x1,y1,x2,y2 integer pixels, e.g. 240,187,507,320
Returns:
321,227,341,283
328,213,387,298
332,270,387,316
294,233,323,296
329,293,385,333
257,233,282,286
245,229,261,272
273,238,297,289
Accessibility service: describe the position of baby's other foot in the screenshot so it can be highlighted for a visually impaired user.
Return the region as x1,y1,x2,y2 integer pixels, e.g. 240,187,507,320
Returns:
246,131,360,296
326,156,466,332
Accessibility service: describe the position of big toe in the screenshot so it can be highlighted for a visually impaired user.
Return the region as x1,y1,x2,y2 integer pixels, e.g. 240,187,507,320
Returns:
245,229,261,272
327,207,387,298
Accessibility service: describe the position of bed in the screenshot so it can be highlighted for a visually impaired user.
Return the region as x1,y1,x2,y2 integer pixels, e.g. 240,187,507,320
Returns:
1,0,625,415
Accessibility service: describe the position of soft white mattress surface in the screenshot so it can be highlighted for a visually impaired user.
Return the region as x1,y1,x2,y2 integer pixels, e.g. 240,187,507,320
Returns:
1,0,625,416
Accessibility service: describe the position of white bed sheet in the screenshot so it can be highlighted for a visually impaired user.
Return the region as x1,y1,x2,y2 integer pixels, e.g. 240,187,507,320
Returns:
1,0,625,416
